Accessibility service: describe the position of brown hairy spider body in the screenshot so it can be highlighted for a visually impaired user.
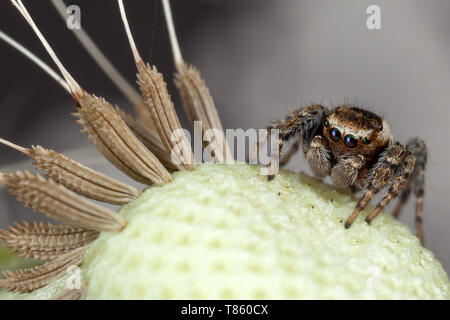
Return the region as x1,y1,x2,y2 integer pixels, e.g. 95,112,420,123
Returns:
263,105,427,243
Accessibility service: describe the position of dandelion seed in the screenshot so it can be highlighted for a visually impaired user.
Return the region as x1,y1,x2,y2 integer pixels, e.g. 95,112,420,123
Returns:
0,30,70,93
50,0,156,131
0,171,126,232
0,0,447,301
118,0,195,170
0,0,211,299
1,245,87,293
116,108,181,171
0,221,99,260
11,0,172,186
0,0,228,299
0,138,141,205
73,94,172,185
162,0,231,164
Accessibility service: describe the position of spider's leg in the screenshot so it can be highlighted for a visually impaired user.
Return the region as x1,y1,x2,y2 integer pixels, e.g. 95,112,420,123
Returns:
248,128,270,163
279,136,301,167
345,142,407,228
406,138,427,243
267,137,284,181
265,104,329,180
392,179,413,218
365,152,415,224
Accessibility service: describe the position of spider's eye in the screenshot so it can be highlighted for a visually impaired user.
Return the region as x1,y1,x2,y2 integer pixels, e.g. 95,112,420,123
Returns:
344,134,358,148
329,128,341,142
362,137,371,145
324,119,329,128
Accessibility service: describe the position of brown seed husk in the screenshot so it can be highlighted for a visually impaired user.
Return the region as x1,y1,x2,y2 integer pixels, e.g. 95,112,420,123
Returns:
175,62,231,163
0,245,87,293
136,60,195,170
0,221,99,260
25,145,141,205
73,91,172,186
116,108,181,171
0,171,126,232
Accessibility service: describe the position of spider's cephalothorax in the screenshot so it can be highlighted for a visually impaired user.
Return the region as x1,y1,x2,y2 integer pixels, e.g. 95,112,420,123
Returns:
262,104,427,243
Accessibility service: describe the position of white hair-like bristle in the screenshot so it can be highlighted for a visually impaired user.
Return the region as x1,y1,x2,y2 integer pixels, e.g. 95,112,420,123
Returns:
11,0,82,95
117,0,142,63
0,30,70,93
161,0,183,70
0,138,29,155
50,0,143,107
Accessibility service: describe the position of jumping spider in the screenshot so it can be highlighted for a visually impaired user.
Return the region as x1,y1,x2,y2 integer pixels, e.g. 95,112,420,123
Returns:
260,105,427,243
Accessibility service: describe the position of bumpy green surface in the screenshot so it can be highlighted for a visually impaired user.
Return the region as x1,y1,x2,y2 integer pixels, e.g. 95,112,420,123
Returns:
3,164,450,299
0,246,37,273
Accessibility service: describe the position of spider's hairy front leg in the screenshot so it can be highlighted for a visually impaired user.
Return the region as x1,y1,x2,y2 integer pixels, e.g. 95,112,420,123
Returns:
279,136,301,167
330,154,365,186
345,142,408,228
262,104,328,180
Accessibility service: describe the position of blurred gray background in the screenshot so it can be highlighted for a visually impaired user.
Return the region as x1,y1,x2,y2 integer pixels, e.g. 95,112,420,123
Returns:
0,0,449,274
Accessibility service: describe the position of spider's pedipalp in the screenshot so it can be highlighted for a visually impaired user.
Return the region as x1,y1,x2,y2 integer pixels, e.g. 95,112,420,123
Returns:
306,135,332,177
330,154,365,186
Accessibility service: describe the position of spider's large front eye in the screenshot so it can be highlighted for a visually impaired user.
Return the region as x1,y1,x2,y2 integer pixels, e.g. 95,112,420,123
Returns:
344,134,358,148
329,128,341,142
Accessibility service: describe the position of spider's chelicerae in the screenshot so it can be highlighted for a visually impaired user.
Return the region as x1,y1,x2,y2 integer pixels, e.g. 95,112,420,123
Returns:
262,104,427,243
